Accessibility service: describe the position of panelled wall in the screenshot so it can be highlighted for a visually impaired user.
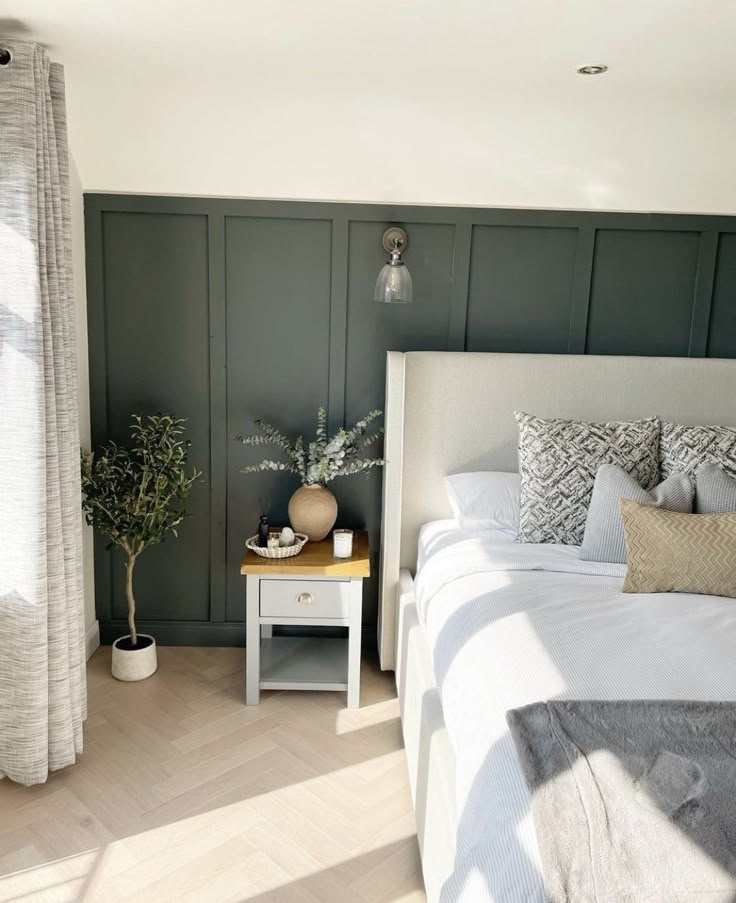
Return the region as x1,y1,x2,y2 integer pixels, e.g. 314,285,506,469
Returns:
85,196,736,645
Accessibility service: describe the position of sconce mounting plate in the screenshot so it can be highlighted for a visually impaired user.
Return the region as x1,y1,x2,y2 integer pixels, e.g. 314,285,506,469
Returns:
382,227,408,254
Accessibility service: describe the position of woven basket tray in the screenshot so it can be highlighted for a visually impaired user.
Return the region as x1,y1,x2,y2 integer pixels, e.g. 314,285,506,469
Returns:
245,532,308,559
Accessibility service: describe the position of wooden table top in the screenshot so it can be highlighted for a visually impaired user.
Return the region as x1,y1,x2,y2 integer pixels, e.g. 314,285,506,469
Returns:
240,530,370,577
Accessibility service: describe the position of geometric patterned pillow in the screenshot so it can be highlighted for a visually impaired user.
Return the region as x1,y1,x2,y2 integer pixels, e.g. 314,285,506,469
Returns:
660,422,736,479
515,412,660,545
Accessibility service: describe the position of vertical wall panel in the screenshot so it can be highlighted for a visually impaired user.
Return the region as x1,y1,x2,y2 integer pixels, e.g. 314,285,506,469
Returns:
466,226,578,352
707,234,736,359
586,230,700,356
224,217,332,621
101,212,211,622
342,220,456,621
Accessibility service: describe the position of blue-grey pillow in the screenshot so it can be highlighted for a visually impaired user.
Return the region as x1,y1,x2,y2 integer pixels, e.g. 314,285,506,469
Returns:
696,464,736,514
580,463,694,563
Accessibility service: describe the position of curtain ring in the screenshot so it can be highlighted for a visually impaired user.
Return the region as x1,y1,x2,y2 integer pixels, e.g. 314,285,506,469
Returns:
0,48,12,67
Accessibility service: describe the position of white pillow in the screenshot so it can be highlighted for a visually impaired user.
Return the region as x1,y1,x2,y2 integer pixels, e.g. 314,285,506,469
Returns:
444,471,520,536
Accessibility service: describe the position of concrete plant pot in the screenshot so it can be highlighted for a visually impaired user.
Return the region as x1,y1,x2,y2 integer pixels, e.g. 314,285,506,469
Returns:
111,634,158,681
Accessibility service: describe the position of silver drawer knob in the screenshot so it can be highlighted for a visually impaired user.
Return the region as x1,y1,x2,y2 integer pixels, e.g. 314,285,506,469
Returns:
296,592,314,605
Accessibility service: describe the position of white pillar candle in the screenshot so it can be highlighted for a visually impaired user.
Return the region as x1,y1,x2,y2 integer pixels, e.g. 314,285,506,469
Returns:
333,529,353,558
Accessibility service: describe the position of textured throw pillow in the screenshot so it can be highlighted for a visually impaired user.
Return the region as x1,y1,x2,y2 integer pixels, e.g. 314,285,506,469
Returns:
444,471,520,535
660,422,736,479
515,412,660,545
696,464,736,514
580,464,693,563
620,498,736,598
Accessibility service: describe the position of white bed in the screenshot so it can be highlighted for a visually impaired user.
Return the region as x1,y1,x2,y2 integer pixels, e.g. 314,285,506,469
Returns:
416,525,736,901
378,352,736,902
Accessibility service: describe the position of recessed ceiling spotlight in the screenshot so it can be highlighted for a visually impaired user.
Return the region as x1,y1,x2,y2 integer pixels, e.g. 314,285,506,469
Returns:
577,64,608,75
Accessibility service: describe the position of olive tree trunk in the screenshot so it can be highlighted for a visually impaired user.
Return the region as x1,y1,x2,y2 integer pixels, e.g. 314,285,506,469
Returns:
125,553,139,645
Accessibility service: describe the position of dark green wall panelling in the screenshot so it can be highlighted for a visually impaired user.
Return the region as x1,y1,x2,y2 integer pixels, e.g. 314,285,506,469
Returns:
466,226,578,353
97,212,211,623
224,216,333,622
85,197,736,645
708,234,736,359
586,230,701,356
342,220,458,622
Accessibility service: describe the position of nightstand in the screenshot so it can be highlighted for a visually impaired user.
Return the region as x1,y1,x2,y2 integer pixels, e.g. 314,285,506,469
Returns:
240,531,369,708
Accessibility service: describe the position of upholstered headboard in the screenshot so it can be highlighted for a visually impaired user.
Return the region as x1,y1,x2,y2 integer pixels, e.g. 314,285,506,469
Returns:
378,351,736,669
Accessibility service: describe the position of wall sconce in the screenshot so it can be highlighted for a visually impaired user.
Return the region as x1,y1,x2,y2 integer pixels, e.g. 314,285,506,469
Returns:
374,227,413,304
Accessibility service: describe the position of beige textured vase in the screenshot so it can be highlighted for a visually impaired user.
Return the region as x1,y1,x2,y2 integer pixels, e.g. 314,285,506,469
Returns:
288,483,337,541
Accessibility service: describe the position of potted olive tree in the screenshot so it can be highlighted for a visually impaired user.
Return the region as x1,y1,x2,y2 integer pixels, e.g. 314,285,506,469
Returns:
81,414,201,681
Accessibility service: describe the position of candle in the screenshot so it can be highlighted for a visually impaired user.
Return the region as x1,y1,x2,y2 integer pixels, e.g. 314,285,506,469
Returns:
333,529,353,558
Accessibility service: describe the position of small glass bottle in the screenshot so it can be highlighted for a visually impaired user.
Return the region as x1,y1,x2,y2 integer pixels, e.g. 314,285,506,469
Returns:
258,514,269,548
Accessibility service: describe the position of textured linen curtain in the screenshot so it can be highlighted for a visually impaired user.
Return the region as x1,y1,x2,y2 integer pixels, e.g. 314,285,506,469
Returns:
0,38,86,785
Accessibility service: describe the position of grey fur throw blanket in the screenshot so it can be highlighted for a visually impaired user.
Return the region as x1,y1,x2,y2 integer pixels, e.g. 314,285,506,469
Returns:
507,700,736,902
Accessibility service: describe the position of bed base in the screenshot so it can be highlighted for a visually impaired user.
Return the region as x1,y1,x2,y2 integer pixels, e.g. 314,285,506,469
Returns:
396,569,456,903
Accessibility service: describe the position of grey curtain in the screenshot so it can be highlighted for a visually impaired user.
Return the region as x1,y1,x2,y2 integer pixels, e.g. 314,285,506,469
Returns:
0,38,86,785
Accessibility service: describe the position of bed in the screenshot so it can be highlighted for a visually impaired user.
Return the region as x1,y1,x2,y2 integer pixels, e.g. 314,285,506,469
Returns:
377,352,736,902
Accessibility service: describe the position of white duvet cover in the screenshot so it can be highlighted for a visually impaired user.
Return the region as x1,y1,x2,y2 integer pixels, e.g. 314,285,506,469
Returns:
414,525,736,903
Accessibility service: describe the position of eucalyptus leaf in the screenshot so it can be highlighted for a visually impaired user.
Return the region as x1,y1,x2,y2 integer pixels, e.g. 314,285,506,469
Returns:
235,407,383,486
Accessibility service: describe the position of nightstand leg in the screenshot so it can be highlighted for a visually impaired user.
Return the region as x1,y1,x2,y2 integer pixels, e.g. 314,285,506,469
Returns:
246,575,260,705
347,578,363,709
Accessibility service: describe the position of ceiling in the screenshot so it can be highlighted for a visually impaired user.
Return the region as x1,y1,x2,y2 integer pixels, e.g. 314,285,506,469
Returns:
5,1,736,211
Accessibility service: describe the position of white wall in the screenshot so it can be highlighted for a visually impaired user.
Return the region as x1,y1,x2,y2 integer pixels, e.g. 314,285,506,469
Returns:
71,82,736,216
19,0,736,215
70,153,98,659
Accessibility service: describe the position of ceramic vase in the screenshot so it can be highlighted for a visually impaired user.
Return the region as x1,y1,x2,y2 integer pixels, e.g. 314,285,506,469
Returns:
288,483,337,541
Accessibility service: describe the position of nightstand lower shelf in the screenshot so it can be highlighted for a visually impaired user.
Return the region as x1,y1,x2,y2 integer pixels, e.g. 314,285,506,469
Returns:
259,636,348,692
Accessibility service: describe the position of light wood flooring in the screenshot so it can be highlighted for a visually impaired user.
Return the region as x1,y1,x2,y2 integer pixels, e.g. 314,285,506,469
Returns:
0,646,426,903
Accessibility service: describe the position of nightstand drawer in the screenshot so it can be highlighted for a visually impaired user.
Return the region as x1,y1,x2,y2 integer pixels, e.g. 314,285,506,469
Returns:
260,579,350,619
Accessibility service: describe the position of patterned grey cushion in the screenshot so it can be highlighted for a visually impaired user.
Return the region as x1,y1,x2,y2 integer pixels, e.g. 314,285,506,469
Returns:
515,412,660,545
581,464,694,563
696,464,736,514
660,422,736,479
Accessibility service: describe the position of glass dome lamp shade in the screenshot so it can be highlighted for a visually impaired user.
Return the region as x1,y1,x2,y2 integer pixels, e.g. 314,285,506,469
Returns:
374,228,413,304
374,258,413,304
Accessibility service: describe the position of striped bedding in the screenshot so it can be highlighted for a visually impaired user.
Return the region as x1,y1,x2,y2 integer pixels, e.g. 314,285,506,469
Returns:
414,523,736,903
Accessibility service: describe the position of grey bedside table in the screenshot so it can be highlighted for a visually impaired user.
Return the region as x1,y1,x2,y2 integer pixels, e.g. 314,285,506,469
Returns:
240,531,369,708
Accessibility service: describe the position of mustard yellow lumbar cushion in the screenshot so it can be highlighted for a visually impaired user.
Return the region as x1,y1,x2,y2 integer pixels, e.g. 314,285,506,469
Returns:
619,497,736,598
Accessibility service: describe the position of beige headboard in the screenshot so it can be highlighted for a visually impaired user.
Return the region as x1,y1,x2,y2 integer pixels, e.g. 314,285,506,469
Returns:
378,351,736,670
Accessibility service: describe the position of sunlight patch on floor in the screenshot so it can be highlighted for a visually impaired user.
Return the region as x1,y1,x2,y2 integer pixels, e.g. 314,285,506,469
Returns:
0,796,421,903
0,648,425,902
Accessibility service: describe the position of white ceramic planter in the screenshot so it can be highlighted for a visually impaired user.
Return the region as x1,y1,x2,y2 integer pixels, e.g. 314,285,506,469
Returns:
111,634,158,681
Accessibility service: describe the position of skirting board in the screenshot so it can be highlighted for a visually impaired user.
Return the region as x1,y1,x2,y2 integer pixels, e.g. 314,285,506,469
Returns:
98,621,376,648
85,620,101,660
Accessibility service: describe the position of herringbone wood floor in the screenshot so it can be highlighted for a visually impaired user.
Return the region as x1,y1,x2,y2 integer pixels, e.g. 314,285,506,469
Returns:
0,646,426,903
